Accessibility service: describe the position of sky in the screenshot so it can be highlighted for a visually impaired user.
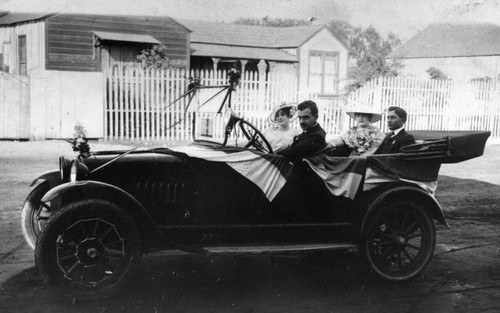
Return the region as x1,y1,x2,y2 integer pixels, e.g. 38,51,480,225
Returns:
1,0,500,41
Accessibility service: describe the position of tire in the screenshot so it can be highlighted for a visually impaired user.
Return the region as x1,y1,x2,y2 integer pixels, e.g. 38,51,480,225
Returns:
35,199,142,300
21,183,50,249
363,200,436,281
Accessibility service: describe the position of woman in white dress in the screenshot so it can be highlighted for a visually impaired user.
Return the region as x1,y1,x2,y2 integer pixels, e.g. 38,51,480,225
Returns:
329,104,384,156
262,103,301,152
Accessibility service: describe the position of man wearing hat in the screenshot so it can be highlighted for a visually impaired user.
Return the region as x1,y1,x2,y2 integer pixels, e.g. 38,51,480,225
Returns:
278,100,327,159
375,106,415,154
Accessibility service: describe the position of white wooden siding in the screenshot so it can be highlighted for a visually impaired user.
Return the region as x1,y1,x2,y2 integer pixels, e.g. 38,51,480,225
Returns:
29,69,104,140
0,21,45,75
0,72,30,138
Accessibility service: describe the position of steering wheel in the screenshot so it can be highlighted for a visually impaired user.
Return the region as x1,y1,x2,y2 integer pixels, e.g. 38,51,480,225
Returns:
238,119,273,153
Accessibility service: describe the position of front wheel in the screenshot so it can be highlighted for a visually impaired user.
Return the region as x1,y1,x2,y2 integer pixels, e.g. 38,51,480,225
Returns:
363,201,436,281
35,200,141,300
21,183,50,249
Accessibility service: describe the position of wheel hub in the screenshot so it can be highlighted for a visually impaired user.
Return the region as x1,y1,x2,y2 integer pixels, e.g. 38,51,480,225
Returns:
76,238,105,266
395,236,407,245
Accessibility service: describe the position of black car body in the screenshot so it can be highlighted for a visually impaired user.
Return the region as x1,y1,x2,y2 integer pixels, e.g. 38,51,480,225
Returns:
22,79,491,299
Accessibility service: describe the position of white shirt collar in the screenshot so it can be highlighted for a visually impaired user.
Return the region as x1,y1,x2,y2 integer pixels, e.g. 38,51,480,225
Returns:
392,126,405,136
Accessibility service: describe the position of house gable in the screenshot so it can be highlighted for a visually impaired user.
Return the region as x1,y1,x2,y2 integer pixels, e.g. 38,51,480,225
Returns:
297,27,349,96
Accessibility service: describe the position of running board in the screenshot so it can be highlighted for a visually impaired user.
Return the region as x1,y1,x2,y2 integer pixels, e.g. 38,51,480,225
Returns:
203,243,357,254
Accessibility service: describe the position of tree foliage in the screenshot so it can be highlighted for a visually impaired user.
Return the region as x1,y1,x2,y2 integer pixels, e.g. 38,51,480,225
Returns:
329,20,403,92
426,67,449,80
137,44,172,69
234,16,310,27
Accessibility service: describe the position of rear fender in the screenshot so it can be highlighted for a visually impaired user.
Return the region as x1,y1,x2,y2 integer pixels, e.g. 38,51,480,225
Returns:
41,180,165,248
360,185,449,237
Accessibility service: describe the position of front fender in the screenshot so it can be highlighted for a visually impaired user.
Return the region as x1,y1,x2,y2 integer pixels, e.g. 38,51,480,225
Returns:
41,180,166,249
360,185,450,237
29,170,62,189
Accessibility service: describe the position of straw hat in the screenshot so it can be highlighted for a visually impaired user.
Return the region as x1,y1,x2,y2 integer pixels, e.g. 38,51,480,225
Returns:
345,104,382,123
267,102,297,124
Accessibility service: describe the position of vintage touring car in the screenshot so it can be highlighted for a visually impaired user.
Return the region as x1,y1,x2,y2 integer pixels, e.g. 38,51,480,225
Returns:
22,78,490,300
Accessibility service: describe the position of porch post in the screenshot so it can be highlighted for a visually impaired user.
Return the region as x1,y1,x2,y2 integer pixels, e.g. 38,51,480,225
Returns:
211,57,220,72
240,59,248,72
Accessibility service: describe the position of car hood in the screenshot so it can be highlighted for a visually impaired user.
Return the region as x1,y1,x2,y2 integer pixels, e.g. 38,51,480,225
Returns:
81,148,187,173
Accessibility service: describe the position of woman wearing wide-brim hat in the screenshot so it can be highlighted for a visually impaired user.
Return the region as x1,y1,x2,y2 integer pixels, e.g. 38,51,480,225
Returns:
262,102,301,152
328,103,384,156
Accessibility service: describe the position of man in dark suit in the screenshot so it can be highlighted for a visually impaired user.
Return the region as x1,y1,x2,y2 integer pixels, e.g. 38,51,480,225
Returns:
278,100,326,159
375,106,416,154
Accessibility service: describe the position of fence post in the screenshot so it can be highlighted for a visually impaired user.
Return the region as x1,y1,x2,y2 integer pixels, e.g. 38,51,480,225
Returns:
257,60,267,111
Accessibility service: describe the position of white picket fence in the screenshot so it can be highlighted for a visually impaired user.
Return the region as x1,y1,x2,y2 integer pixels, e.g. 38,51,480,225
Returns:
104,66,298,141
105,67,500,143
348,77,500,138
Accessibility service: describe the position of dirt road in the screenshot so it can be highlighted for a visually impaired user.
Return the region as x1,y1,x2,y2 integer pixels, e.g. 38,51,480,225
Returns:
0,140,499,313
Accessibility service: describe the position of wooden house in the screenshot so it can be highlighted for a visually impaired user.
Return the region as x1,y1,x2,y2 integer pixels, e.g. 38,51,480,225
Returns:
178,20,350,98
0,13,190,140
389,23,500,81
0,13,190,73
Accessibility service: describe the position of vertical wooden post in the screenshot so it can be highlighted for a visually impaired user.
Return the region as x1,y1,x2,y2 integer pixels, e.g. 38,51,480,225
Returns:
240,59,248,73
257,59,267,111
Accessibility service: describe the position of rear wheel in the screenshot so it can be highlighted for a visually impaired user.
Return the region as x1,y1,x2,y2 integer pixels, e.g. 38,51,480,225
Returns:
363,200,436,281
35,200,141,300
21,183,50,249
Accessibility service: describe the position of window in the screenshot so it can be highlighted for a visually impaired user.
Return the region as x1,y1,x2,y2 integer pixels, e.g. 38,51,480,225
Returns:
308,51,339,94
18,35,27,75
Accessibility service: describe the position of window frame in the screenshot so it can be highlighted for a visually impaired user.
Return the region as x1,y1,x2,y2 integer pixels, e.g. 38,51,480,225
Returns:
307,50,339,95
18,35,27,75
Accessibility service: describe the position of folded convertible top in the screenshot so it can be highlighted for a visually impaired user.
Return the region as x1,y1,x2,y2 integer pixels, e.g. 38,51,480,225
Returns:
399,130,490,163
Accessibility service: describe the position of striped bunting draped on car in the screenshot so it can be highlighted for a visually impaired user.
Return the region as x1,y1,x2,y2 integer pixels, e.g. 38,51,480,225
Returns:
304,155,368,199
303,153,442,199
169,144,294,201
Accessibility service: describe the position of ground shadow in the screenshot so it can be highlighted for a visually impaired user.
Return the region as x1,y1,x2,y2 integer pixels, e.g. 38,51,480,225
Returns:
1,250,427,313
2,175,500,312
